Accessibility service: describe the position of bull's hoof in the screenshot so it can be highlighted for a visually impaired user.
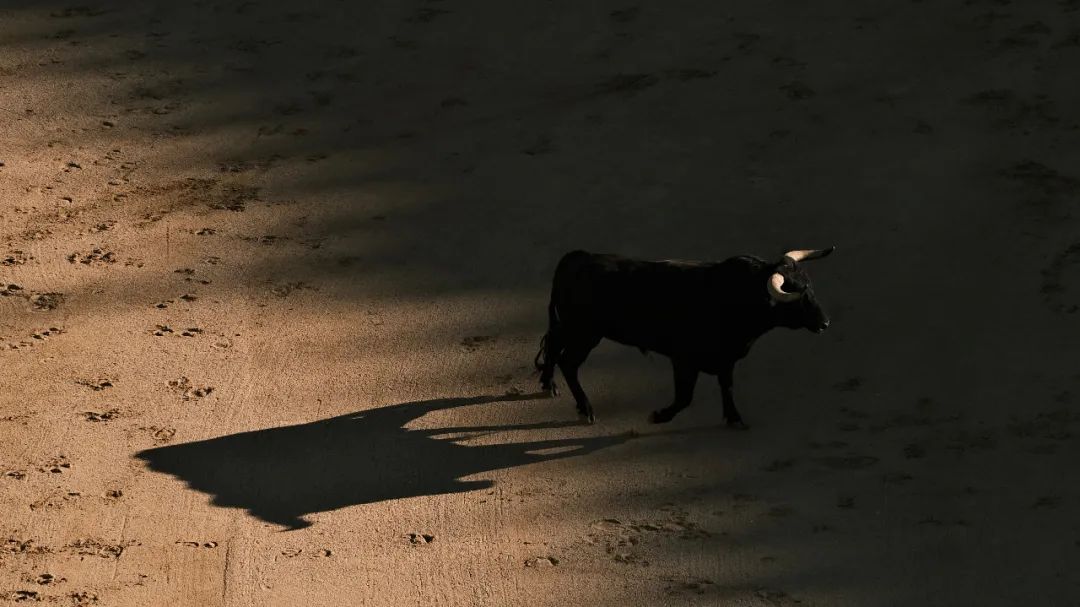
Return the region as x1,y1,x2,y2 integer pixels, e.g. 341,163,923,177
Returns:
540,381,559,398
725,418,749,430
649,410,673,424
578,411,595,424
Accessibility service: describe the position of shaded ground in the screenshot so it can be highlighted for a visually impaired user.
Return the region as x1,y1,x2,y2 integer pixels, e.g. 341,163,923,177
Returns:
1,0,1079,605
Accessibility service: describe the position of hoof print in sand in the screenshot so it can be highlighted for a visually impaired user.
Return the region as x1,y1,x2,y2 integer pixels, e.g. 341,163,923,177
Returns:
1,283,24,297
67,538,130,559
662,577,716,596
407,533,435,545
460,335,495,352
76,378,113,391
152,325,202,337
33,573,61,586
69,591,98,606
168,377,213,401
31,292,64,310
2,539,50,555
524,556,559,567
83,409,120,422
67,248,116,265
143,426,176,443
176,540,218,549
1,250,32,266
39,456,71,474
269,281,314,297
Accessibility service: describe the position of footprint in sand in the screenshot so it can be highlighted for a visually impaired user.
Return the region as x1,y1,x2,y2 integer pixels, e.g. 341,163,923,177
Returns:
83,409,120,422
762,458,795,472
29,292,63,311
69,591,98,606
176,540,218,549
142,426,176,443
1,283,24,297
66,538,130,559
67,248,116,265
407,533,435,546
32,573,60,586
461,335,495,352
151,325,202,337
270,282,314,298
524,556,558,567
38,456,71,474
30,491,83,511
4,327,63,350
76,378,113,391
168,377,213,401
662,576,716,596
1,250,32,266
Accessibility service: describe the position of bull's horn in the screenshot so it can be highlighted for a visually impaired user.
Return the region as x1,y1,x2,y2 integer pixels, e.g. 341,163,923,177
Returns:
767,273,801,303
784,246,835,263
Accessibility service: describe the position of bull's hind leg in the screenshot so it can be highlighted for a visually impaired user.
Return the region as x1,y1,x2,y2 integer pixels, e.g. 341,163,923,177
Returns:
719,363,748,430
537,331,563,397
558,335,601,423
649,359,698,424
537,302,564,397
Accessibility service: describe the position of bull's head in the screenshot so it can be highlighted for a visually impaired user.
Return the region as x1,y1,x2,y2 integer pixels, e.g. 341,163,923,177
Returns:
766,247,835,333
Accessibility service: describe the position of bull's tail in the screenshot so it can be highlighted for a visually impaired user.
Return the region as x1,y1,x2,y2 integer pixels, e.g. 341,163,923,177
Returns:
535,300,562,396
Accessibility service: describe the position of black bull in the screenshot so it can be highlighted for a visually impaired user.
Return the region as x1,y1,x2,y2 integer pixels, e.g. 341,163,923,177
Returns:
534,248,835,426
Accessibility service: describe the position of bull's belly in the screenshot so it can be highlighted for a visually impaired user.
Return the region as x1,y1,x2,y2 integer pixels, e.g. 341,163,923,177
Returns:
600,331,734,373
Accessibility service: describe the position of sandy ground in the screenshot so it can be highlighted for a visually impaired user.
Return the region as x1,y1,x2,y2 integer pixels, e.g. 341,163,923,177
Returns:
1,0,1079,605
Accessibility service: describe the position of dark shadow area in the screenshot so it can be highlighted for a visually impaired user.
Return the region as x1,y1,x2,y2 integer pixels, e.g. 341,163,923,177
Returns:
135,393,631,530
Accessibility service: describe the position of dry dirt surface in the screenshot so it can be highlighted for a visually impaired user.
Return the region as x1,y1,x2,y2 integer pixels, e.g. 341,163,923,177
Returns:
2,0,1079,605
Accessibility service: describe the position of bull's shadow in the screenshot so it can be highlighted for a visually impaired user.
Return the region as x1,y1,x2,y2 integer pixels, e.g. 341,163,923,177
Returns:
135,394,629,530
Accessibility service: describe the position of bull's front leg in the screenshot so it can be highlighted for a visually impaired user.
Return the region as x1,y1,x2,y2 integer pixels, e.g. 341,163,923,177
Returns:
649,359,698,424
719,363,748,430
